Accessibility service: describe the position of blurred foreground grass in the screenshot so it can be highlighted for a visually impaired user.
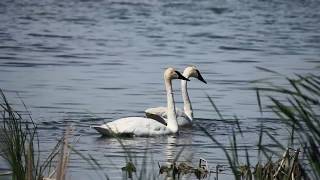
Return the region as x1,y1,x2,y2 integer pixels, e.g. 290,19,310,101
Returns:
0,73,319,180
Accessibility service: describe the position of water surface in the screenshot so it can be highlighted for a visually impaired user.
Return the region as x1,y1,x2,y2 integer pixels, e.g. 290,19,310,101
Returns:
0,0,319,179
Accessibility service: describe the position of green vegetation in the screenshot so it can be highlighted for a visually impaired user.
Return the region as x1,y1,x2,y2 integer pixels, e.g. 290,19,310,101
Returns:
0,73,319,180
255,73,320,180
0,89,72,180
196,73,319,180
0,89,114,180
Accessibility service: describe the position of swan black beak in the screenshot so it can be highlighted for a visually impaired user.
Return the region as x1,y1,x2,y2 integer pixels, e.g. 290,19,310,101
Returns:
175,71,190,81
196,70,207,84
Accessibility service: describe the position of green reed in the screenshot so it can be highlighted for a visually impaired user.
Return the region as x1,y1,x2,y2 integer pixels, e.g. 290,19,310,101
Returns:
199,72,319,180
0,89,158,180
256,73,320,179
0,89,41,180
0,89,63,180
1,72,319,180
0,89,73,180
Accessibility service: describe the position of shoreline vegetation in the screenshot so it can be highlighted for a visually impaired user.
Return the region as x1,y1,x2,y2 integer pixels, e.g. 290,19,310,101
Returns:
0,72,319,180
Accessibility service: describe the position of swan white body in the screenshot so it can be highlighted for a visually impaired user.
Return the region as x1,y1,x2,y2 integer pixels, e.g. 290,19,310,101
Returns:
93,117,173,136
92,68,189,137
145,66,206,127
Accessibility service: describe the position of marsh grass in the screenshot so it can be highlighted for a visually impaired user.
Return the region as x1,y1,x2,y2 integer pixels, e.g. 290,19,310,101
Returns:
1,72,319,180
0,89,48,180
199,72,319,180
255,73,320,179
0,88,158,180
197,100,303,180
0,89,78,180
0,89,102,180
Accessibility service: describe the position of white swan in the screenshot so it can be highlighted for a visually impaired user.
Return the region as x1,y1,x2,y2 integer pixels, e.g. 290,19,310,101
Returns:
145,66,206,127
92,67,190,137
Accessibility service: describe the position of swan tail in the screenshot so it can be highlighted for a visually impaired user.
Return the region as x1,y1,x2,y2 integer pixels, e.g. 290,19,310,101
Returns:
91,125,113,136
91,125,135,137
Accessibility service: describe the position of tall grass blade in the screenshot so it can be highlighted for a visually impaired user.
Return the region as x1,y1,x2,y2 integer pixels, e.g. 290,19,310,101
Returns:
257,122,263,160
255,66,282,75
205,93,224,120
233,116,243,137
256,89,263,115
194,122,240,180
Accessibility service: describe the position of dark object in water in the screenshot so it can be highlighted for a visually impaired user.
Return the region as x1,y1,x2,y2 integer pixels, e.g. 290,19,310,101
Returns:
122,161,136,178
158,158,209,179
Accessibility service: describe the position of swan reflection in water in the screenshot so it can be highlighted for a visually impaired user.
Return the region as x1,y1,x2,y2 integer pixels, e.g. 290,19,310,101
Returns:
161,130,195,180
93,129,197,179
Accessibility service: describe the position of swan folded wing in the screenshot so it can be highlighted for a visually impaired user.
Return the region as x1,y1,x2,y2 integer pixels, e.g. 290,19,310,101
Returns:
145,112,167,126
145,107,184,119
145,107,168,118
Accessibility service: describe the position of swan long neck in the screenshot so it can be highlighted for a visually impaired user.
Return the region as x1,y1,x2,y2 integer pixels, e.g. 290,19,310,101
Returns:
165,78,178,133
181,73,193,121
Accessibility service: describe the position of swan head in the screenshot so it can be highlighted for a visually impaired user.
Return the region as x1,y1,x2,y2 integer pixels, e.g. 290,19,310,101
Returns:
164,67,190,81
183,66,207,84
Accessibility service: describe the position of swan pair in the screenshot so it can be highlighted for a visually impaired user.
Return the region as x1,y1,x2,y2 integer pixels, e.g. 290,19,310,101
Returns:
145,66,206,127
92,66,206,137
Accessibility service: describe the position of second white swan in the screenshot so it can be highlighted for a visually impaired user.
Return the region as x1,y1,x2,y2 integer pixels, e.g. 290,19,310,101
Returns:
145,66,206,127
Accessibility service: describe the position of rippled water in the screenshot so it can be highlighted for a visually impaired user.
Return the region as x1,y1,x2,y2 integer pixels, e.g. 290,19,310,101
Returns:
0,0,320,179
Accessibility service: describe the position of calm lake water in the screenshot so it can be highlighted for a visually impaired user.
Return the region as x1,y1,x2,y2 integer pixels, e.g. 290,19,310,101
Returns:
0,0,319,179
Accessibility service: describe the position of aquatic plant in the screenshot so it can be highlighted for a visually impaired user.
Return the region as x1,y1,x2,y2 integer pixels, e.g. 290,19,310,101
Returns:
0,89,114,180
0,89,43,180
198,72,319,180
0,89,81,180
256,73,320,179
1,71,318,180
158,158,209,179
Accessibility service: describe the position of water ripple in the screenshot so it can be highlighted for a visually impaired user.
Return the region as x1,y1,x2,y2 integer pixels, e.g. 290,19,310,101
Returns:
28,33,73,39
1,0,319,178
219,46,263,52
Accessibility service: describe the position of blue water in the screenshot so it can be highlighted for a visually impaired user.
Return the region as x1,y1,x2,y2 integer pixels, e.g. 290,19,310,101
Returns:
0,0,319,179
